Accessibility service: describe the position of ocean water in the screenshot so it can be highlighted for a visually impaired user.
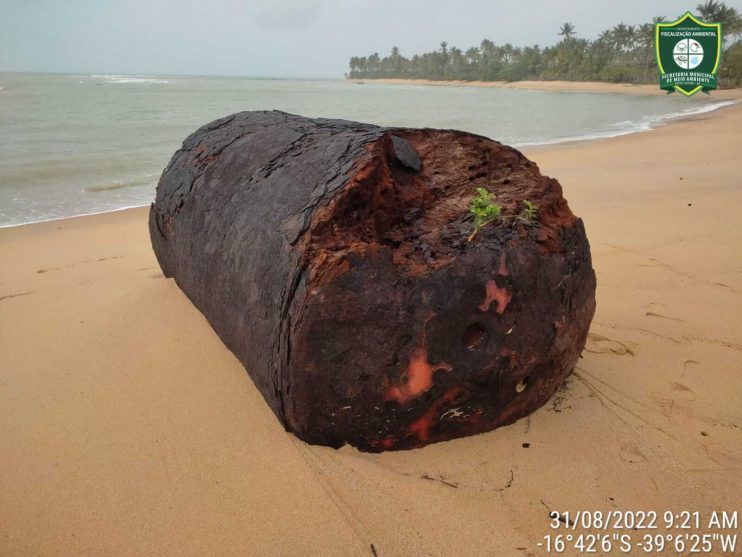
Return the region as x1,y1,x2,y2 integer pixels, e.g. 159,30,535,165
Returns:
0,72,732,227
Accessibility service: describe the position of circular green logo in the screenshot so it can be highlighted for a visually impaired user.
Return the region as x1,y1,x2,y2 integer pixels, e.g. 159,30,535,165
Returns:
673,39,704,69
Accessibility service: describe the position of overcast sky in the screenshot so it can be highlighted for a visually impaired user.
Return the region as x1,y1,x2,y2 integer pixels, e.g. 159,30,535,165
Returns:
1,0,739,78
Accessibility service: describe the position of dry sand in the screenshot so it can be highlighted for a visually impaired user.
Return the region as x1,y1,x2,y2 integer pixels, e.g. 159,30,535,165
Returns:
2,98,742,556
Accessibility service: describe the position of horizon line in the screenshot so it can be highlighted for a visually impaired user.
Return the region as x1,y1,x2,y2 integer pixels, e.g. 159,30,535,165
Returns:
0,70,345,81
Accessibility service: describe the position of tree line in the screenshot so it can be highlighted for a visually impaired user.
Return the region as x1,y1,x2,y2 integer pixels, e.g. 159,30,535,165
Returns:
347,1,742,86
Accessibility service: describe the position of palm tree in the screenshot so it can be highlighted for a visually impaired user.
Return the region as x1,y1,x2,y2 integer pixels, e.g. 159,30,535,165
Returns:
640,17,666,82
698,0,720,18
390,46,402,75
465,47,480,64
697,1,742,45
368,53,380,75
479,39,495,79
438,42,450,78
449,46,465,78
558,22,576,39
611,23,637,54
596,29,615,50
502,43,515,64
590,30,616,71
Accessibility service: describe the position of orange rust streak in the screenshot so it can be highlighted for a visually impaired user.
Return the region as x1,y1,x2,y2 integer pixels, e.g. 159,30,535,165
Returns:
385,345,453,405
379,438,395,449
385,312,452,405
408,386,465,442
498,253,509,276
478,279,512,314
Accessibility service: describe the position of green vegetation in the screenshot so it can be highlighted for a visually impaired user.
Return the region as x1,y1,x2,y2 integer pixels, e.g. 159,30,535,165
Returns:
520,200,538,222
720,42,742,84
469,187,501,241
348,1,742,86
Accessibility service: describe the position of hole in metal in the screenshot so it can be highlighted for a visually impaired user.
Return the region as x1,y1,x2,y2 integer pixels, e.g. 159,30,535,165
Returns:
462,322,486,351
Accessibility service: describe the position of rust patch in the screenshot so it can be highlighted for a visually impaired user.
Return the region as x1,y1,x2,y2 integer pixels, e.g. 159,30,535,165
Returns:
479,279,512,314
497,252,509,276
408,386,467,442
368,437,397,451
311,255,350,287
300,131,579,301
385,313,452,404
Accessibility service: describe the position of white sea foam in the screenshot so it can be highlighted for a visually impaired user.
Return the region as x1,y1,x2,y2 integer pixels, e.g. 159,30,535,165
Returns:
89,74,169,84
512,99,736,147
0,204,150,229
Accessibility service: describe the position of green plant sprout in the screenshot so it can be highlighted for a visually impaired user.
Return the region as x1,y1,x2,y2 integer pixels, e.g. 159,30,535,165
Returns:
520,199,538,222
468,187,501,241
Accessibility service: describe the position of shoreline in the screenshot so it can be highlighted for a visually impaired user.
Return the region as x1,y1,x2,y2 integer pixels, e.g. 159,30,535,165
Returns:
522,95,739,152
3,89,739,230
0,203,152,231
350,77,742,99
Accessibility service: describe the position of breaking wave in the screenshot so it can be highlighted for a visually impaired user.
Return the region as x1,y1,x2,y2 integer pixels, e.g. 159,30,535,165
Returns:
89,74,170,85
511,99,736,147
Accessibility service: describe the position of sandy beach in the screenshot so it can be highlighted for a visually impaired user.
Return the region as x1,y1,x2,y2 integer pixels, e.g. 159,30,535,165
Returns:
2,98,741,556
353,78,742,100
